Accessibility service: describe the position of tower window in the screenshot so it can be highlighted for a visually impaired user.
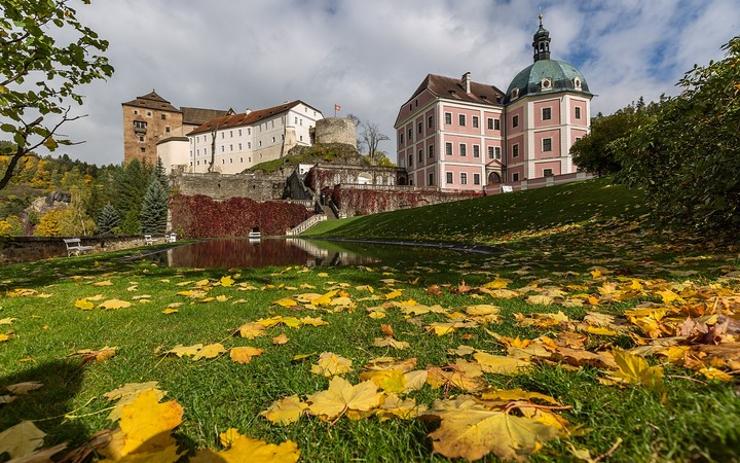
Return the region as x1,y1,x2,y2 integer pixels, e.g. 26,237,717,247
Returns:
473,145,480,158
408,154,413,167
512,144,519,158
445,112,452,125
543,138,552,152
428,172,434,186
574,78,582,90
512,115,519,128
511,88,519,99
542,107,551,120
487,118,493,130
418,122,422,134
445,143,452,156
494,119,500,130
428,144,434,159
575,107,582,119
541,79,551,89
428,115,433,128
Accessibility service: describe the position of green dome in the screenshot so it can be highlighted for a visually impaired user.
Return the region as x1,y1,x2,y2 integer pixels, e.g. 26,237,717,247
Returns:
505,59,591,103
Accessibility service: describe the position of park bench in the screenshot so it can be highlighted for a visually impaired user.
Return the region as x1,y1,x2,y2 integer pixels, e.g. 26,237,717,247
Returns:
63,238,94,257
144,234,155,246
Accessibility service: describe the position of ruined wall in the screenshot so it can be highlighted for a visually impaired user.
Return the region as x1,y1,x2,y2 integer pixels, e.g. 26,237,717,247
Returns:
172,172,286,201
328,185,480,217
314,118,357,147
305,164,403,192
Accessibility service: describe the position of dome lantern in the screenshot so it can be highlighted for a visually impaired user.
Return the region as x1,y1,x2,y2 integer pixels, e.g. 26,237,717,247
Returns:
532,13,551,62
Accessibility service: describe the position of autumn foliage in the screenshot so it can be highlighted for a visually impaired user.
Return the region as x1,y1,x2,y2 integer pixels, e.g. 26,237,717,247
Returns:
328,185,479,216
169,194,311,238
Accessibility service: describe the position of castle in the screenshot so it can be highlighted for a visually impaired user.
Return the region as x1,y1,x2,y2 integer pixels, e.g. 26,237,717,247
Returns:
394,15,592,191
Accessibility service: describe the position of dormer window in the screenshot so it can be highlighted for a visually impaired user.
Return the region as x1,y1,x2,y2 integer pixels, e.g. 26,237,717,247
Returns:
511,88,519,99
541,78,552,90
573,78,582,90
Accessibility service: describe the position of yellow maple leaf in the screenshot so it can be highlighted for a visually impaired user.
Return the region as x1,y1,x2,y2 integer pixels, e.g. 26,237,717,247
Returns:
299,316,327,327
102,389,183,460
272,333,289,345
220,275,235,287
307,377,382,420
191,429,300,463
260,395,308,425
238,323,266,339
372,337,410,350
376,394,427,421
310,352,352,377
473,352,532,375
480,388,559,405
98,299,132,310
699,367,732,382
162,308,178,315
93,280,114,287
74,298,95,310
274,298,297,308
604,350,664,393
194,343,225,360
385,289,403,300
230,346,264,364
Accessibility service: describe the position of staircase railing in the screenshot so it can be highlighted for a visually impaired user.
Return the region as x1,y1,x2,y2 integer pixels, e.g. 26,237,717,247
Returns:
285,213,327,236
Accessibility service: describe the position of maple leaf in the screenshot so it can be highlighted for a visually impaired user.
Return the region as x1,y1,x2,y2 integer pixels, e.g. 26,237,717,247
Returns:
191,429,300,463
473,352,532,375
101,389,183,461
310,352,353,377
427,406,560,461
74,298,95,310
5,381,43,395
376,394,427,421
373,337,410,350
104,382,163,421
307,377,382,420
274,298,297,308
220,275,235,287
0,420,46,459
480,388,559,405
238,322,266,339
384,289,403,300
380,324,395,337
72,346,118,363
98,299,132,310
162,308,178,315
260,395,308,425
699,367,732,382
272,333,289,345
230,346,264,364
93,280,114,287
426,366,486,392
194,343,226,360
360,368,427,394
602,350,664,393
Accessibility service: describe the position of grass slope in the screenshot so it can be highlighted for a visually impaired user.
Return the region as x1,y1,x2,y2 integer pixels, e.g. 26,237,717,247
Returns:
305,177,645,243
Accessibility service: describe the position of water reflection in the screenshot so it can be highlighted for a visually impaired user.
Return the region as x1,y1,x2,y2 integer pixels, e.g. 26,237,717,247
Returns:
151,238,379,269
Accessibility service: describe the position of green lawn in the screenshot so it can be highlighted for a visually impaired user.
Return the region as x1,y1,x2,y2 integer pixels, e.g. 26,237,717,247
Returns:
304,177,646,243
1,178,738,462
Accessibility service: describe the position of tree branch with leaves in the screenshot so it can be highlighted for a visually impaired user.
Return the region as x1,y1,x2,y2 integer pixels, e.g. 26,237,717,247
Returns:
0,0,113,191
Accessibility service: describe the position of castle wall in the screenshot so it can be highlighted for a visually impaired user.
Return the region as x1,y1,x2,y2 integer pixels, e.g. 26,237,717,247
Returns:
172,172,286,201
314,118,357,147
122,105,183,165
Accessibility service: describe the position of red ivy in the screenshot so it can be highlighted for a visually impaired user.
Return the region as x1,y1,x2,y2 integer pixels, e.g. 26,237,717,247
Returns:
170,194,311,238
329,186,480,216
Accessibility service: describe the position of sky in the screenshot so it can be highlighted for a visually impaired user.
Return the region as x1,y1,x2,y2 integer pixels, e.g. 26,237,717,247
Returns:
46,0,740,165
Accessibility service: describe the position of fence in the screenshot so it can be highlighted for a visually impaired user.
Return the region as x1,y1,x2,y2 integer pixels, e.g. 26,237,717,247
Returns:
484,172,593,195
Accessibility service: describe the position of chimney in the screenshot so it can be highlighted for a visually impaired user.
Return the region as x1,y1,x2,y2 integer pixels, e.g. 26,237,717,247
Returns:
462,72,471,94
244,108,252,115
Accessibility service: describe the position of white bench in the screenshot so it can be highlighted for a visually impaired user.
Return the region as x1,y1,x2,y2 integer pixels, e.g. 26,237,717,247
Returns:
63,238,94,257
144,234,155,246
167,233,177,243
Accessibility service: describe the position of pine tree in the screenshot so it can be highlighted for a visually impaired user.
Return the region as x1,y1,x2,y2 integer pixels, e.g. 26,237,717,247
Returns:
139,178,168,234
114,159,149,234
96,203,120,236
154,157,168,189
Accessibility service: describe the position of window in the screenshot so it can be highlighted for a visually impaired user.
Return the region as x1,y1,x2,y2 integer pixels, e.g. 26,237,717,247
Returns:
238,143,242,150
408,154,413,167
240,157,243,163
574,78,582,90
459,114,466,126
146,111,151,116
160,114,166,120
541,78,551,89
248,128,251,135
258,141,262,147
428,144,434,159
428,115,433,128
221,133,224,139
299,135,303,141
446,172,453,184
221,146,224,152
238,129,242,136
488,146,494,159
133,120,147,129
575,107,581,119
139,136,144,142
272,136,276,143
473,145,480,158
418,150,423,162
472,116,479,128
230,158,233,164
542,107,551,120
400,133,404,144
295,117,298,124
271,120,275,128
543,138,552,152
222,159,225,164
487,118,493,130
140,147,145,153
134,110,138,115
248,142,251,149
230,144,233,151
418,122,422,134
445,112,452,125
445,142,452,156
495,146,501,159
544,168,553,177
428,172,434,186
512,115,519,128
165,127,170,133
459,144,467,156
474,173,481,185
513,173,520,181
230,130,233,137
494,119,500,130
407,128,412,140
511,88,519,99
460,173,468,185
512,144,519,158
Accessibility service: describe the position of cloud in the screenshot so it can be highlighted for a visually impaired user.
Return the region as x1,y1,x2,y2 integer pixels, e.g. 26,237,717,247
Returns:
29,0,738,164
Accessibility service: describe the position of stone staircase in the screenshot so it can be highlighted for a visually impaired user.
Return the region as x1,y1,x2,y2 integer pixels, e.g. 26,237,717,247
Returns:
285,213,327,236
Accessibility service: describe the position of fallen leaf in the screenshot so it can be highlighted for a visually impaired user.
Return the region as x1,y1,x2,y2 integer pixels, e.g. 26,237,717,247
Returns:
98,299,132,310
272,333,289,345
191,428,300,463
0,420,45,459
310,352,352,377
260,395,307,425
230,347,264,364
307,377,382,420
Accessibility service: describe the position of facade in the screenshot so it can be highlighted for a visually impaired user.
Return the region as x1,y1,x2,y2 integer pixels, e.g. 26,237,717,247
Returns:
186,101,323,174
394,15,592,191
121,90,229,165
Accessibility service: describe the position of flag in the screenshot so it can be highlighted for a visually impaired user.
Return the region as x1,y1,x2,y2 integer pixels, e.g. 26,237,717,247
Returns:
334,104,341,112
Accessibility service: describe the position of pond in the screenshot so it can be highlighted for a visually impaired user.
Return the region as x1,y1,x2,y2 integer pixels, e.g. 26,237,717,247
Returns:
140,238,488,269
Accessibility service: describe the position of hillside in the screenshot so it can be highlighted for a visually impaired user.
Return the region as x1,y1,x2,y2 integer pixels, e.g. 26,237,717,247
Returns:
304,177,646,243
246,143,372,174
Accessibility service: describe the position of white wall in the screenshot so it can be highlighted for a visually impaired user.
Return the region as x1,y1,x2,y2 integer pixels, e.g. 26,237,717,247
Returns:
156,139,190,174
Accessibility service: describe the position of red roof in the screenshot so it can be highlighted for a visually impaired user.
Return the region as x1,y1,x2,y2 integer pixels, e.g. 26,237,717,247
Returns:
186,100,320,136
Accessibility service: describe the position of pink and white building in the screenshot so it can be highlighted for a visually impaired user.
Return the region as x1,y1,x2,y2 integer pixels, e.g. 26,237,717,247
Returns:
394,16,592,191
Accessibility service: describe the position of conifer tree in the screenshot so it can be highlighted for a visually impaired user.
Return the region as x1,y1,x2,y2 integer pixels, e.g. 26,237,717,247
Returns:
154,157,168,189
139,177,168,234
96,203,120,236
114,159,150,234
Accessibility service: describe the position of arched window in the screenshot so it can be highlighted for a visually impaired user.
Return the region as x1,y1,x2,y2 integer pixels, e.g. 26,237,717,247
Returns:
511,88,519,99
573,78,582,90
541,78,552,90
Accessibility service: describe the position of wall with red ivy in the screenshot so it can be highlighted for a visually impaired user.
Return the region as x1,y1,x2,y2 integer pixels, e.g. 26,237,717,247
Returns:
169,194,312,238
328,186,480,216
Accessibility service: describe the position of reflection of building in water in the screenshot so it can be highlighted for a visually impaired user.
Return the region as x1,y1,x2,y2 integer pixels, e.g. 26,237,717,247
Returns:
288,238,378,267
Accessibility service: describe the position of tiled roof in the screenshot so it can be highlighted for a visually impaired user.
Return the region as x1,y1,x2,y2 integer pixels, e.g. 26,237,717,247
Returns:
181,107,231,126
408,74,505,106
187,100,319,136
122,90,180,112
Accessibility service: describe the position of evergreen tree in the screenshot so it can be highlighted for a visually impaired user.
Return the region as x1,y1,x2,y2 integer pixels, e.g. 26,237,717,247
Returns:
114,159,149,234
154,157,168,189
96,203,120,236
139,178,168,234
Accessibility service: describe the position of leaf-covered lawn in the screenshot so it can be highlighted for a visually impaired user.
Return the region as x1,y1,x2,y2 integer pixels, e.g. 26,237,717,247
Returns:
1,218,738,461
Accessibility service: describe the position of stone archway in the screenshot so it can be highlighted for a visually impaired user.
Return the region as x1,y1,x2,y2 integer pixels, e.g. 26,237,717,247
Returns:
487,172,501,185
357,172,372,185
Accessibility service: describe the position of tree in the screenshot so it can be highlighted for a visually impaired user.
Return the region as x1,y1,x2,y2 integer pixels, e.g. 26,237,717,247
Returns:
360,121,389,162
96,203,120,236
154,156,168,188
114,159,151,234
0,0,113,191
140,177,168,234
614,36,740,231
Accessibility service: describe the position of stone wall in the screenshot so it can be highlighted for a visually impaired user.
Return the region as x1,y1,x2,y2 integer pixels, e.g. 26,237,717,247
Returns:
313,118,357,147
172,172,286,201
328,184,480,217
0,236,157,265
122,104,183,165
305,164,403,193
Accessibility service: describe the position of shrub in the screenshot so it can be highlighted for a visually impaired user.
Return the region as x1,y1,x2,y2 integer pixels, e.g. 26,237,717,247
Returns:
0,215,22,236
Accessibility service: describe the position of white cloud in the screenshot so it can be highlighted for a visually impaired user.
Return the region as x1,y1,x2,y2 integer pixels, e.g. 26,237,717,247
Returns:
25,0,738,165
